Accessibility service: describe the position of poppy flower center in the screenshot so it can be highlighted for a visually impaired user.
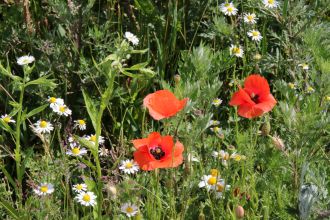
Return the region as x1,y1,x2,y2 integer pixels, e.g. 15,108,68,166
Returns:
250,93,260,104
150,146,165,160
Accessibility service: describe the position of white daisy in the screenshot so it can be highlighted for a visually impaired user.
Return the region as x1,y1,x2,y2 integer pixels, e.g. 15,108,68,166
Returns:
220,2,238,16
124,32,139,46
230,44,244,58
243,13,258,24
212,150,230,166
198,175,218,191
53,104,72,116
74,119,87,130
187,153,200,163
307,86,315,93
263,0,279,9
298,63,309,70
33,120,54,134
119,159,139,174
72,183,87,193
247,30,263,42
121,202,139,217
85,134,105,146
33,183,54,196
66,145,88,157
76,191,97,207
99,146,110,157
288,83,296,89
207,120,220,127
48,97,64,109
210,126,223,136
17,55,35,66
230,152,246,161
212,98,223,107
1,114,15,124
215,179,231,199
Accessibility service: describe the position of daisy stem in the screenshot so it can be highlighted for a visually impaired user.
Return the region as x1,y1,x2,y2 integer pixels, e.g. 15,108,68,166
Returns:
14,72,27,208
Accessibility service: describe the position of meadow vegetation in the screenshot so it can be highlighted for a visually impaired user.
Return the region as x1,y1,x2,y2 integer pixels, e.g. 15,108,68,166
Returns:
0,0,329,219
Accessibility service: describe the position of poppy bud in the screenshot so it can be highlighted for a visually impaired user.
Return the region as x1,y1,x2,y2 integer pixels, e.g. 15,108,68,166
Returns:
254,53,262,60
271,135,285,151
174,74,181,84
235,205,245,219
261,122,271,136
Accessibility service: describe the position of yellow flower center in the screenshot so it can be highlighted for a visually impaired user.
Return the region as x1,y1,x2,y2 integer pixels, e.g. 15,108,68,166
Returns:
227,7,233,12
307,87,314,92
49,97,56,103
213,127,220,132
82,194,91,202
72,147,80,155
247,15,253,21
232,154,242,161
3,117,11,123
207,176,217,185
217,184,225,192
288,83,295,89
90,135,96,142
252,31,259,37
210,169,219,177
224,3,230,7
125,162,133,169
59,106,66,112
78,120,85,125
326,96,330,101
233,47,240,54
268,0,274,3
126,207,134,213
40,185,48,193
76,184,83,190
40,121,48,128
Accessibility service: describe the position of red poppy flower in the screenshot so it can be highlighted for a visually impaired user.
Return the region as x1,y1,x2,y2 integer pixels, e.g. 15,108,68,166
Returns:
229,74,277,118
132,132,184,170
143,90,188,120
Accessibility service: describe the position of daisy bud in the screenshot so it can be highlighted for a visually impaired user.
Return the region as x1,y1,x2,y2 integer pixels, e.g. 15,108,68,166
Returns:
174,74,181,84
261,122,271,136
254,53,262,60
235,205,245,219
106,184,117,199
198,212,205,220
271,135,285,151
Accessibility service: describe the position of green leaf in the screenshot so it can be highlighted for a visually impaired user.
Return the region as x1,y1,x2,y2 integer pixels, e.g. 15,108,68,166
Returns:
25,104,48,119
130,48,148,54
25,75,57,88
125,61,149,71
0,63,22,81
58,24,66,37
82,89,98,130
76,135,97,153
0,198,19,219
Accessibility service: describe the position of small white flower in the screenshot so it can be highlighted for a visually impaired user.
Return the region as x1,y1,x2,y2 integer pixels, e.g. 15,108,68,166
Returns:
220,2,238,16
66,145,88,157
17,55,35,65
208,120,220,127
230,152,246,161
187,153,200,163
124,32,139,46
72,183,87,193
33,183,54,196
288,83,296,89
247,30,263,42
298,63,309,70
210,126,223,136
48,97,64,109
243,13,258,24
76,191,97,207
74,119,86,130
212,150,230,166
307,86,315,93
121,202,139,217
263,0,279,9
99,146,110,157
198,175,218,191
85,134,105,146
119,159,139,174
53,104,72,116
215,179,231,199
212,98,223,107
230,44,244,58
1,114,15,124
33,120,54,134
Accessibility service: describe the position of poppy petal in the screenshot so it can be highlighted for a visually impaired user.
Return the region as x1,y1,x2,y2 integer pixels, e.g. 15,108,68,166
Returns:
134,146,154,170
229,88,254,106
255,94,277,113
243,74,270,98
132,138,149,149
237,105,264,118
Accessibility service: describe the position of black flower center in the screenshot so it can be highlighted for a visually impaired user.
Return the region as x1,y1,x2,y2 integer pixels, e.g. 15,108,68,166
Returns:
251,93,260,104
150,147,165,160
